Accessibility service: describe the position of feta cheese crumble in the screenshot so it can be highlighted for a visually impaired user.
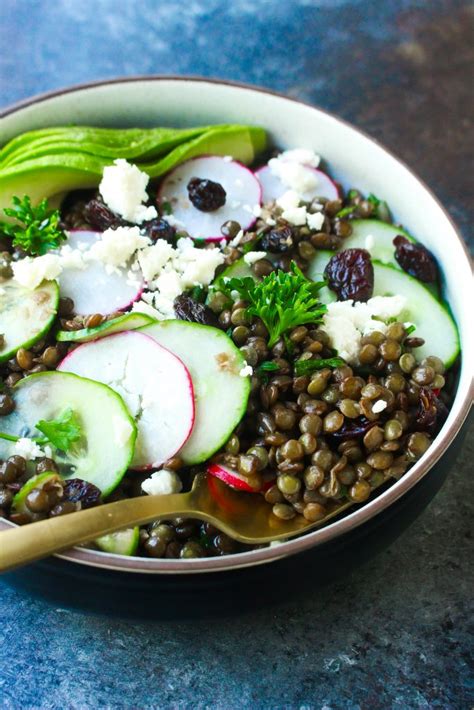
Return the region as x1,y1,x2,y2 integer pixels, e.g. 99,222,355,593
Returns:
281,205,307,226
12,254,62,290
141,469,183,496
12,437,45,461
276,190,301,211
239,362,253,377
322,296,407,364
243,251,267,265
87,226,150,271
99,159,158,223
306,211,325,231
277,148,321,167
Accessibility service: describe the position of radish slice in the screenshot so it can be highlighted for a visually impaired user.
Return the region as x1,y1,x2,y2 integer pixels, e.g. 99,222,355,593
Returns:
59,230,143,315
58,330,194,468
256,164,339,203
207,463,261,492
158,156,262,240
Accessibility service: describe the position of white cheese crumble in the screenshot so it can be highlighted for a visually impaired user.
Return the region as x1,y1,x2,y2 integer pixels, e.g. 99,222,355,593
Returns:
137,241,175,282
277,148,321,167
141,469,182,496
276,190,301,211
113,416,134,447
281,206,308,226
229,230,244,247
243,251,267,265
12,254,62,290
322,296,407,364
12,437,45,461
307,211,325,231
239,362,253,377
99,159,158,223
88,226,150,270
372,400,388,414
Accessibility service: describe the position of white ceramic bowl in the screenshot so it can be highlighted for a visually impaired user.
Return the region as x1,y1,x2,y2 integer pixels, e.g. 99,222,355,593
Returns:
0,77,472,578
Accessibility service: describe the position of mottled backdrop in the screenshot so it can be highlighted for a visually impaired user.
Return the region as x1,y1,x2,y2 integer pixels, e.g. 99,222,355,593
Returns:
0,1,473,708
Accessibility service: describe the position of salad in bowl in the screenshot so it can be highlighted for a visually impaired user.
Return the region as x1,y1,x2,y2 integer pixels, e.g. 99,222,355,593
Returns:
0,121,460,560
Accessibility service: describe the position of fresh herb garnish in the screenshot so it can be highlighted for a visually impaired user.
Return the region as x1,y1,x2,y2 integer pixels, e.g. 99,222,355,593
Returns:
190,285,206,303
367,192,391,221
160,200,173,216
256,360,280,384
35,408,83,452
335,205,356,219
224,262,327,347
294,356,345,376
405,324,416,336
0,195,67,256
226,327,233,338
367,193,381,208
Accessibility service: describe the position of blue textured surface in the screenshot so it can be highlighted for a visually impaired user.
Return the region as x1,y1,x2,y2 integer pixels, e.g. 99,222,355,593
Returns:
0,1,473,708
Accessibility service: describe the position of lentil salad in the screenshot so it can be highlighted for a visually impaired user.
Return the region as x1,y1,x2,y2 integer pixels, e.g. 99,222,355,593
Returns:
0,124,459,560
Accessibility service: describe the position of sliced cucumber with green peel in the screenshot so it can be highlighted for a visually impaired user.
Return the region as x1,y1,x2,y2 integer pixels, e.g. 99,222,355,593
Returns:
0,279,59,363
140,320,251,465
343,219,414,267
0,372,137,495
308,252,459,366
56,312,156,343
95,527,139,556
13,472,61,514
370,262,459,366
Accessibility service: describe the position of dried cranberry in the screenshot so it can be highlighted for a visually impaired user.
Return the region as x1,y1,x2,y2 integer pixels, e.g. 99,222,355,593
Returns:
63,479,101,508
83,199,124,231
260,227,294,253
174,294,218,327
329,417,376,440
187,178,226,212
393,235,438,283
324,248,374,301
142,217,176,243
416,387,448,433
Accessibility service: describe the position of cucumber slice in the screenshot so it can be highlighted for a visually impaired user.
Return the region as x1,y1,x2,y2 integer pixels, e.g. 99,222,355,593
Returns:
13,472,61,514
308,252,459,366
343,219,414,267
0,372,137,495
95,527,139,556
371,262,459,366
0,280,59,363
140,320,251,465
56,312,156,343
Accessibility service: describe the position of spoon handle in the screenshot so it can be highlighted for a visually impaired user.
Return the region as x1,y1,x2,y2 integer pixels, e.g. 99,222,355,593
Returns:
0,493,211,573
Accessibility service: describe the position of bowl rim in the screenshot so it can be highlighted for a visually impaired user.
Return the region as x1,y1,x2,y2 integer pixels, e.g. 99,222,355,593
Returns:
0,74,472,575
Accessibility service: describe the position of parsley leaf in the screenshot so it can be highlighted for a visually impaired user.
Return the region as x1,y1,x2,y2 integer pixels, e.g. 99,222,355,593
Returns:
35,408,83,452
335,205,356,219
405,324,416,336
0,195,67,256
225,262,327,347
294,356,345,376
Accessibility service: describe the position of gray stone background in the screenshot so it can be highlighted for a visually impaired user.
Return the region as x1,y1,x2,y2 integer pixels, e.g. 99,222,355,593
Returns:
0,1,472,708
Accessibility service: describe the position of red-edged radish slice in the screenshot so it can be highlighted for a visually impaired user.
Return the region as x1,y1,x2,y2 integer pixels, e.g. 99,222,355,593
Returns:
255,164,339,203
158,156,262,240
207,463,274,493
59,230,144,315
58,330,194,468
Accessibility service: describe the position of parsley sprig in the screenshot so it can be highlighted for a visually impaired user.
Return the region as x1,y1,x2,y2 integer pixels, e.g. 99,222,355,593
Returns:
0,407,83,453
294,356,345,376
0,195,67,255
224,262,327,347
35,408,83,451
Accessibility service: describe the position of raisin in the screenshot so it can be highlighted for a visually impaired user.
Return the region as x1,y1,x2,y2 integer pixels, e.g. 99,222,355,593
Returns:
329,417,376,440
393,235,438,283
142,218,176,243
416,387,448,433
260,227,294,253
83,199,124,231
187,178,226,212
63,479,101,508
324,248,374,301
174,294,218,327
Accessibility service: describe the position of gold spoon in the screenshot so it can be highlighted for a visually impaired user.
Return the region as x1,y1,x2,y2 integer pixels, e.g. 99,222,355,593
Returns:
0,473,356,572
